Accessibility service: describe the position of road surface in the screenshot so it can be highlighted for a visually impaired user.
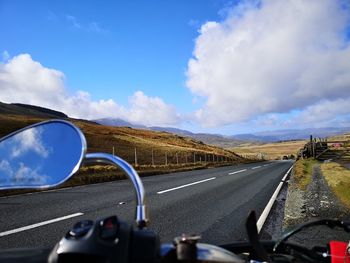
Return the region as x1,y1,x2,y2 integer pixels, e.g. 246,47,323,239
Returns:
0,160,293,249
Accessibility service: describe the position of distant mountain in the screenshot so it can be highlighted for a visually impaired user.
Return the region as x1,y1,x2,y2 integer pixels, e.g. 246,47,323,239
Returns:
150,127,245,148
93,119,350,146
149,126,194,136
94,118,147,129
232,127,350,142
95,119,246,148
0,101,67,118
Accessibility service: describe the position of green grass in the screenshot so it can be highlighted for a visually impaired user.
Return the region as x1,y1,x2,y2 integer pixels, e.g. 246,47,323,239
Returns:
321,162,350,207
293,159,319,190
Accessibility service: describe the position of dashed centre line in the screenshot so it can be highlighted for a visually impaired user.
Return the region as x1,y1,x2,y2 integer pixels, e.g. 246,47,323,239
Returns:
0,213,84,237
157,177,216,194
252,166,262,169
228,169,247,175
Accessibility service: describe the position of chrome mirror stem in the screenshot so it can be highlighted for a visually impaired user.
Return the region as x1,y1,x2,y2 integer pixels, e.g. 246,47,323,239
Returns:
83,153,147,229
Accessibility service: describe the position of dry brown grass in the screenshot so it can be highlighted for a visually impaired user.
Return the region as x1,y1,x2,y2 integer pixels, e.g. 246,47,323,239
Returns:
0,114,244,167
328,133,350,142
231,140,306,160
0,113,250,196
321,162,350,207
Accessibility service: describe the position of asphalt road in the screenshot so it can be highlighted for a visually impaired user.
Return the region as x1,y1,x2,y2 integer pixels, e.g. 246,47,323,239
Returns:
0,160,293,249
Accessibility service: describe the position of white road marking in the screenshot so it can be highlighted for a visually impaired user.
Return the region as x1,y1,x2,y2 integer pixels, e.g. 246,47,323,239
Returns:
252,166,262,169
256,165,293,233
228,169,247,175
263,164,269,167
0,212,84,237
157,177,216,194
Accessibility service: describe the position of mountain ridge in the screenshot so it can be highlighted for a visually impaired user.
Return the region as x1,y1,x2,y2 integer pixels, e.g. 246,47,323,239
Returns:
0,102,348,146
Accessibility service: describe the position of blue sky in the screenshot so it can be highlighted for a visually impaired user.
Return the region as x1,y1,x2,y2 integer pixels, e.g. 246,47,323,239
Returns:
1,0,350,134
1,0,226,111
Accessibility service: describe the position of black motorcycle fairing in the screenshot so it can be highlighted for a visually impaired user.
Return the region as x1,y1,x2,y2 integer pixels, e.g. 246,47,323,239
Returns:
48,215,160,263
0,247,51,263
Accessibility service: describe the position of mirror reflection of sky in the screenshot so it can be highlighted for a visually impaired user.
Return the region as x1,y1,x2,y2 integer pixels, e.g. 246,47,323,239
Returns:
0,122,84,189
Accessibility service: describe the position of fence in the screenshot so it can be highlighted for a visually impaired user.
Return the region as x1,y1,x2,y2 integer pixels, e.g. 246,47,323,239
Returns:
109,147,236,166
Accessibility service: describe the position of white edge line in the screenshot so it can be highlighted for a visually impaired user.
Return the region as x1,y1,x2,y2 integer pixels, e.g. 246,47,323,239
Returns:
157,177,216,194
0,212,84,237
228,169,247,175
252,166,262,169
256,165,293,233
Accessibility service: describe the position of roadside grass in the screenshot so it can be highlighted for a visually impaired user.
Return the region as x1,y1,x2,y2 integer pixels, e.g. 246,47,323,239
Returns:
321,162,350,207
65,162,237,186
293,159,319,190
0,162,241,197
232,140,306,160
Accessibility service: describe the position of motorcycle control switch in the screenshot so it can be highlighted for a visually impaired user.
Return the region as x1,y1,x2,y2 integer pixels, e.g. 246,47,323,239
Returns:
174,234,201,262
68,220,94,238
99,215,119,240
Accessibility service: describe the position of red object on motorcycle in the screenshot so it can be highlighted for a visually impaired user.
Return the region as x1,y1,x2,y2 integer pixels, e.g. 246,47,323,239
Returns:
330,241,350,263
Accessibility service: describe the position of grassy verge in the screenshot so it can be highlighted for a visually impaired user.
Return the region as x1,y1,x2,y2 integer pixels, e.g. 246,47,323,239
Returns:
321,162,350,207
293,158,319,190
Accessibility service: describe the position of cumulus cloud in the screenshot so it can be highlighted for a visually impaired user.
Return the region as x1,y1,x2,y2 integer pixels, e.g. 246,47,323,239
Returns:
0,53,179,126
186,0,350,127
297,98,350,125
127,91,180,126
11,127,50,159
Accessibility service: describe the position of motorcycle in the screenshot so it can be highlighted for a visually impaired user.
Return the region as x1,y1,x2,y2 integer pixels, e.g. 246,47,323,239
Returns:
0,119,349,263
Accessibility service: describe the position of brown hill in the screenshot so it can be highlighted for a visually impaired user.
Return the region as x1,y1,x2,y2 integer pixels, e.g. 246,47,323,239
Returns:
0,114,243,166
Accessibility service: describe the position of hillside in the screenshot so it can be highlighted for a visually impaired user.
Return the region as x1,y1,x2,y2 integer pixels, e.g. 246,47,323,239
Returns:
0,101,68,118
232,127,350,142
95,118,246,148
0,114,243,166
231,140,306,160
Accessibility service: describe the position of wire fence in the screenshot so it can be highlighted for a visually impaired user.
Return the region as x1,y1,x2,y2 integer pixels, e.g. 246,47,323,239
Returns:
110,147,236,166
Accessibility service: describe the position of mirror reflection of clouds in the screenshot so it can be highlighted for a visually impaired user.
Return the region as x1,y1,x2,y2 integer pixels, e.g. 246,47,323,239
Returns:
0,160,12,177
0,121,84,189
14,162,48,184
10,127,51,159
0,160,48,185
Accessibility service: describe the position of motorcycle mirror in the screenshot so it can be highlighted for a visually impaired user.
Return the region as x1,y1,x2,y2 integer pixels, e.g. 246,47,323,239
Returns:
0,120,86,190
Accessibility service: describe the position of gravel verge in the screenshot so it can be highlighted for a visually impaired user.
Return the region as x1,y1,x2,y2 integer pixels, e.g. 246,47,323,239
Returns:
283,163,350,248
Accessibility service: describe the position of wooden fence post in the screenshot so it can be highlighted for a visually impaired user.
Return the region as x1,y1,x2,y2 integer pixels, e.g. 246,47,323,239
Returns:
151,149,154,166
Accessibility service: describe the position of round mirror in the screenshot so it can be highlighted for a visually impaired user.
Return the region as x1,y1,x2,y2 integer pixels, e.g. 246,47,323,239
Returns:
0,120,86,190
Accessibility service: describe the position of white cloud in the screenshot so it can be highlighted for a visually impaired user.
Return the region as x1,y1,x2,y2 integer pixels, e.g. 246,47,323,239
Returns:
186,0,350,127
297,98,350,125
13,163,48,184
66,15,107,33
0,160,48,186
66,15,82,29
127,91,180,126
0,53,179,126
11,127,50,159
0,160,12,177
87,22,106,33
